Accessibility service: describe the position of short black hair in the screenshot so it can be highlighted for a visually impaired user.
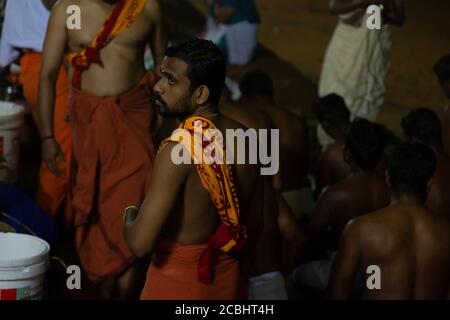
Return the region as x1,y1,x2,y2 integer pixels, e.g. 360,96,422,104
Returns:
313,94,350,129
401,108,442,145
433,54,450,82
239,70,274,100
165,39,226,106
345,118,383,171
386,143,437,198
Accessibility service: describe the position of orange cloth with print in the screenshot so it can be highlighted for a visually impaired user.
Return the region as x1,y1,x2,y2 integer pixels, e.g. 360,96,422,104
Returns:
70,72,157,282
140,116,248,299
66,0,146,89
19,52,74,227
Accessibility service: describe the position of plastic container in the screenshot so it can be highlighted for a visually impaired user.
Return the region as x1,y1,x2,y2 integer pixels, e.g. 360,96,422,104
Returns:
0,233,50,300
0,102,25,183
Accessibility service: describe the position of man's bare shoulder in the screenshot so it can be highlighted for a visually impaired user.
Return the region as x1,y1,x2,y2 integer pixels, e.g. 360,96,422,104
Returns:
144,0,162,18
156,141,192,172
247,107,273,130
219,114,251,131
342,208,386,242
318,182,349,208
52,0,74,13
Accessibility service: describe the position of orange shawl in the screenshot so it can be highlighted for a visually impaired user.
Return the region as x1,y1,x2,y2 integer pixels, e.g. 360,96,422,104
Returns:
160,116,247,284
67,0,146,88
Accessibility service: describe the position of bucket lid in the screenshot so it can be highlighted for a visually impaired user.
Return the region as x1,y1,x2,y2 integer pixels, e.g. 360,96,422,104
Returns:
0,101,24,117
0,233,50,268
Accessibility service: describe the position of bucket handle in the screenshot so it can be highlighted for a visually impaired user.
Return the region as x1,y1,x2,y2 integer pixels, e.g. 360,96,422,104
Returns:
0,211,68,271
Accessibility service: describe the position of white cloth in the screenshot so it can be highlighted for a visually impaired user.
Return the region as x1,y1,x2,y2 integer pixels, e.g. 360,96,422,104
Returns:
292,255,336,291
248,271,288,300
224,20,257,66
0,0,50,67
204,16,257,66
317,15,392,147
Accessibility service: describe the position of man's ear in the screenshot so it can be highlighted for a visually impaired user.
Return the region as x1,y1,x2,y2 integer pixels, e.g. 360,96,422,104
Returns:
193,85,210,106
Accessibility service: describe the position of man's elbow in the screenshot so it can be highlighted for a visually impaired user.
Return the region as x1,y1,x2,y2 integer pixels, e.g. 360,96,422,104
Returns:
124,233,152,258
39,70,58,86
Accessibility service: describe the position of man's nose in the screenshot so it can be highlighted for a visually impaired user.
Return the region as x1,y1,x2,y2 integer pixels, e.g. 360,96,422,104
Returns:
153,79,164,95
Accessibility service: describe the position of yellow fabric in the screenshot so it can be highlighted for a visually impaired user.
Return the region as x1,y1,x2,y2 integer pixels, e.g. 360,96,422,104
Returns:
160,116,243,252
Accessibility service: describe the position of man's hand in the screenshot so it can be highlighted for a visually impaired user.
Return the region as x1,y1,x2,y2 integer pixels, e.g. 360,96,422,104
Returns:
42,138,65,176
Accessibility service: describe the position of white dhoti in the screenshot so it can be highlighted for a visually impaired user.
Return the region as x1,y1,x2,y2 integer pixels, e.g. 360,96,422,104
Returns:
248,271,288,300
317,20,392,147
204,16,257,66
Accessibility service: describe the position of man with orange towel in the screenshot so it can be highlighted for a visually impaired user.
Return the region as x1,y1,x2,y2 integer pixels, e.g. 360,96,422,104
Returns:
39,0,166,298
124,39,265,300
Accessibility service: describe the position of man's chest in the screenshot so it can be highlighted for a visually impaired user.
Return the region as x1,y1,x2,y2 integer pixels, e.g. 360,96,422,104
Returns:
66,5,152,51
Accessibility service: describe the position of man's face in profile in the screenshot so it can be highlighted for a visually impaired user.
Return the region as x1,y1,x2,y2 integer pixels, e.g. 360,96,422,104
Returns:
153,57,193,118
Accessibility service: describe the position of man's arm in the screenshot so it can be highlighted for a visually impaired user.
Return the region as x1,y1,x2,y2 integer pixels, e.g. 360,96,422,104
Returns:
148,0,167,68
214,0,237,24
384,0,405,26
329,0,384,14
306,187,340,253
327,219,362,299
39,1,68,176
124,142,190,258
318,149,333,190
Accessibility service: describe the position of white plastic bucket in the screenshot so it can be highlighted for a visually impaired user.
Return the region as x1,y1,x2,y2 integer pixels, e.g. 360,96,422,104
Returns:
0,233,50,300
0,102,25,183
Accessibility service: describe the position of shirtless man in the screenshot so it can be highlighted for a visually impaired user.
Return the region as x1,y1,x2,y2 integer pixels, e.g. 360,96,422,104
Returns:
123,39,264,299
313,94,351,189
39,0,166,298
238,70,308,191
220,70,306,273
292,119,390,292
328,143,450,299
402,108,450,220
433,54,450,156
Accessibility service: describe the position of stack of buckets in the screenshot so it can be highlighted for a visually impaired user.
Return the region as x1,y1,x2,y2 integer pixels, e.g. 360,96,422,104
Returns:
0,102,51,299
0,101,25,183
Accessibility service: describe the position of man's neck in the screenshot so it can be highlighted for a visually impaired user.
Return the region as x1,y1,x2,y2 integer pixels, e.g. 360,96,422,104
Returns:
244,97,274,108
391,193,425,207
183,104,220,121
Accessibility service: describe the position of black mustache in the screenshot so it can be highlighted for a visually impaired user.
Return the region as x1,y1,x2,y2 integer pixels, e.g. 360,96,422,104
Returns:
153,93,166,107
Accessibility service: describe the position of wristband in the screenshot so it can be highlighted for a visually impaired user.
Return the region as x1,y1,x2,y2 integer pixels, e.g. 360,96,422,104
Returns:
41,135,55,141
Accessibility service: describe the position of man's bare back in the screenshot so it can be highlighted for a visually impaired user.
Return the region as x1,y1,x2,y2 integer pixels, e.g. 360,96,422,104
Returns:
310,171,390,251
48,0,165,97
318,141,351,188
253,103,307,190
337,204,450,299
